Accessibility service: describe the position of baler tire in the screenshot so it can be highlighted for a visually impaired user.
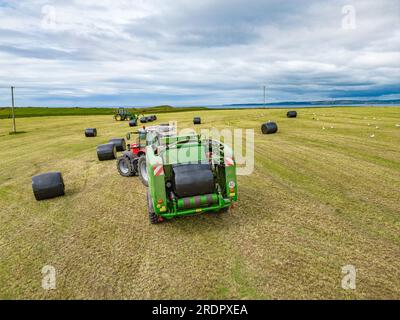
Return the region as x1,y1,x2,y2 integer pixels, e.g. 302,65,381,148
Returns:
138,156,149,187
108,138,126,152
32,172,65,201
116,156,135,177
147,189,159,224
85,128,97,137
97,143,117,161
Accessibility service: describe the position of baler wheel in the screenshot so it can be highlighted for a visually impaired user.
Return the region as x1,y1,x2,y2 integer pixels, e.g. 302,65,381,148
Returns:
138,156,149,187
147,189,159,224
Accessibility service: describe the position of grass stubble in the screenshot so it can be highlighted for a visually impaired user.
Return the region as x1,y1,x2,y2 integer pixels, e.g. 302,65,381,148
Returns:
0,107,399,299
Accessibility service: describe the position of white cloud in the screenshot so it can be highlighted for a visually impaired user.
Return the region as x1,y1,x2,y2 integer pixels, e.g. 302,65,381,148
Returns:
0,0,399,106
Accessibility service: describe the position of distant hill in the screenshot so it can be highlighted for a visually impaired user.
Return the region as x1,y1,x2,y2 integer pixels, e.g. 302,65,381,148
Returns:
224,99,400,106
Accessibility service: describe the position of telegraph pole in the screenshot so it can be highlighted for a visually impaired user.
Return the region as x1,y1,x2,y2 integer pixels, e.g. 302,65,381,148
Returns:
11,86,16,133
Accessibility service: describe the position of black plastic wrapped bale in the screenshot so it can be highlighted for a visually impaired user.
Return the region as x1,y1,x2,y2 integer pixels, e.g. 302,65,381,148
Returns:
32,172,65,201
140,117,148,123
129,119,137,127
261,122,278,134
193,117,201,125
85,128,97,137
146,116,153,122
108,138,126,152
172,164,214,198
287,111,297,118
97,143,117,161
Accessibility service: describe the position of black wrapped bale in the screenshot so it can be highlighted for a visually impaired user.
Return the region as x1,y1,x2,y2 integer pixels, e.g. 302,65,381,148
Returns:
85,128,97,137
261,122,278,134
193,117,201,125
129,119,137,127
287,111,297,118
108,138,126,152
97,143,117,161
32,172,65,201
172,164,214,198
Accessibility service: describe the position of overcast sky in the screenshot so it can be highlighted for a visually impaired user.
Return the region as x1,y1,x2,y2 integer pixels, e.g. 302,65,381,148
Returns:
0,0,399,106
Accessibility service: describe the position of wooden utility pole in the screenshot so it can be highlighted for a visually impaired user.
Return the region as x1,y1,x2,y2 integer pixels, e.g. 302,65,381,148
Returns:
11,86,16,133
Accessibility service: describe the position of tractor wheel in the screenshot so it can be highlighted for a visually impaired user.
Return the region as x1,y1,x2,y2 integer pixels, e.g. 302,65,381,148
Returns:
147,189,159,224
97,143,117,161
126,116,132,121
108,138,126,152
131,157,139,175
115,115,122,121
116,156,135,177
138,156,149,187
32,172,65,201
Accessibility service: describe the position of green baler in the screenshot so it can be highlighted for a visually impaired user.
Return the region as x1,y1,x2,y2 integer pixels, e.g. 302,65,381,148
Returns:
143,134,238,223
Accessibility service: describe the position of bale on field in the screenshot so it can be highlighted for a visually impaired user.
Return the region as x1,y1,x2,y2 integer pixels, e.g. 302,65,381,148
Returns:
193,117,201,125
32,172,65,201
129,119,137,127
85,128,97,137
287,111,297,118
97,143,117,161
108,138,126,152
261,122,278,134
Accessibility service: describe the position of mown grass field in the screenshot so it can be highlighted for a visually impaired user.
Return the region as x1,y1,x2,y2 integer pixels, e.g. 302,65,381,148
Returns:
0,107,399,299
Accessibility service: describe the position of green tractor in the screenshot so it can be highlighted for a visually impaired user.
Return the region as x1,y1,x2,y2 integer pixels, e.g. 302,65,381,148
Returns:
114,107,137,121
137,128,238,224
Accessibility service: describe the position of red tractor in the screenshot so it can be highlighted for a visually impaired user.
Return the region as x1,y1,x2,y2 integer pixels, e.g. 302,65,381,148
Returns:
116,129,147,177
116,125,174,177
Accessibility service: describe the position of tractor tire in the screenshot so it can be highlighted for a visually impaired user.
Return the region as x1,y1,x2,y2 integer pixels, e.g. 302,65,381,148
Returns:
140,117,148,124
129,119,137,127
85,128,97,137
138,156,149,187
116,156,135,177
108,138,126,152
32,172,65,201
193,117,201,125
261,122,278,134
287,111,297,118
97,143,117,161
147,189,159,224
115,115,122,121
